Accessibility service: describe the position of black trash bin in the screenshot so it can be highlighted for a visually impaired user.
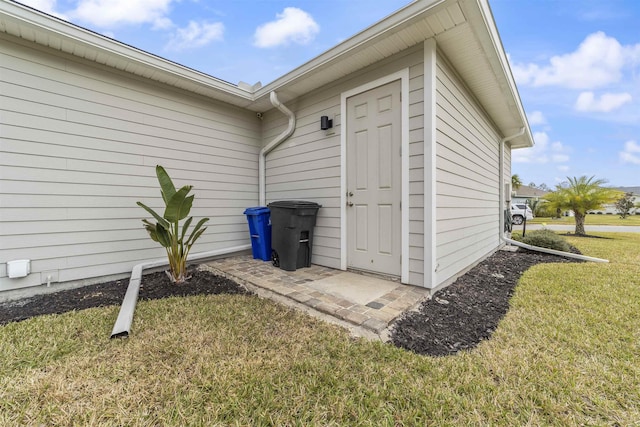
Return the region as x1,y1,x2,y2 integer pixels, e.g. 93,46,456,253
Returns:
268,200,322,271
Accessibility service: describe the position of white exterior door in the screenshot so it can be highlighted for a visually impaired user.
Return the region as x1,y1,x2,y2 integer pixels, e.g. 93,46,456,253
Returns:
346,80,402,276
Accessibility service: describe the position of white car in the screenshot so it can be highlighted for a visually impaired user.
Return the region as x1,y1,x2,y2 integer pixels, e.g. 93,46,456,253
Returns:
511,203,534,225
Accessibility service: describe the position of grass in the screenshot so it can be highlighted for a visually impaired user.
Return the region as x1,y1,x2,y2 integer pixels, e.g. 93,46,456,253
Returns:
529,214,640,226
1,233,639,425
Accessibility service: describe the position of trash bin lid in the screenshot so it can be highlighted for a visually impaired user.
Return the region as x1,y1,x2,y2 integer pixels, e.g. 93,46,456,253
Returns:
267,200,322,209
243,206,270,215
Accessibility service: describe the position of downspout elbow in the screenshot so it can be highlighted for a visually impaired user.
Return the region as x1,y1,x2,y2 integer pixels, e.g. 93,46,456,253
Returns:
259,91,296,206
501,127,525,144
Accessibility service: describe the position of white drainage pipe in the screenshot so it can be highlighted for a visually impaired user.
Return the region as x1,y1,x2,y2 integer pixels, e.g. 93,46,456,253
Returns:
501,237,608,263
498,129,608,263
110,244,251,338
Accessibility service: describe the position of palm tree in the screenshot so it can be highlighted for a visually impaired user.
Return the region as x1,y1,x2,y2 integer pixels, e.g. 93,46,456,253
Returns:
543,176,621,235
511,174,522,191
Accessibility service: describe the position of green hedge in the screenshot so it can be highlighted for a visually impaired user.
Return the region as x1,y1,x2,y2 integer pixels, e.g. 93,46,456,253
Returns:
517,229,570,252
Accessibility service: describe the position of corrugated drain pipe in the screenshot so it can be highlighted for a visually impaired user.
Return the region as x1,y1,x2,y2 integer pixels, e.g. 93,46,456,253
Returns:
259,91,296,205
498,129,608,263
110,244,251,338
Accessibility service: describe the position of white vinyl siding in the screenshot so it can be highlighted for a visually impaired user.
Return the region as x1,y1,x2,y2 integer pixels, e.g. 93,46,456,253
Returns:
0,35,261,291
263,47,425,283
407,62,426,287
434,54,502,286
1,31,514,295
262,94,342,269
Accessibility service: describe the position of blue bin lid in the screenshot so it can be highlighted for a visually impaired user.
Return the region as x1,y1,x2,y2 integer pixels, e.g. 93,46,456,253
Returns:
243,206,270,215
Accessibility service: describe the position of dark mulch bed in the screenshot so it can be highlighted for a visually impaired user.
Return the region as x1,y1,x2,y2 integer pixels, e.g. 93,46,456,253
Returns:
389,249,582,356
0,266,250,326
2,250,582,357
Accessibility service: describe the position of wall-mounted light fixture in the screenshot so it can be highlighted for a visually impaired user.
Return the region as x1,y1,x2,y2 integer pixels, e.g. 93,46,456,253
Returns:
320,115,333,130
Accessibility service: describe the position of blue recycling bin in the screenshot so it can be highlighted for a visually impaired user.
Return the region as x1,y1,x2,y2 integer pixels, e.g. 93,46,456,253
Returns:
243,207,272,261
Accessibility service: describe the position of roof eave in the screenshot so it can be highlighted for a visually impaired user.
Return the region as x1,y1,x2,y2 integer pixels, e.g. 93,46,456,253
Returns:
256,0,446,98
1,0,534,149
469,0,533,147
0,0,254,103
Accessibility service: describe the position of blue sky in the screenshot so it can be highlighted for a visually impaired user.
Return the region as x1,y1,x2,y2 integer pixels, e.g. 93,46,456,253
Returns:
20,0,640,188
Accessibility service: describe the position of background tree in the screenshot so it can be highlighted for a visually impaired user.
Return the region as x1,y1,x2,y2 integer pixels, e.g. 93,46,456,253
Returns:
511,174,522,191
529,199,544,217
543,176,621,235
542,189,565,219
615,192,637,219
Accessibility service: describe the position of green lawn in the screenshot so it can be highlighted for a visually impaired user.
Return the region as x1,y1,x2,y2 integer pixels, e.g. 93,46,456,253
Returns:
529,214,640,226
1,233,639,425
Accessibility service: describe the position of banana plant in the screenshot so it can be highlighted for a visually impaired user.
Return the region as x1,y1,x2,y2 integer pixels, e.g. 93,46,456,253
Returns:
137,165,209,284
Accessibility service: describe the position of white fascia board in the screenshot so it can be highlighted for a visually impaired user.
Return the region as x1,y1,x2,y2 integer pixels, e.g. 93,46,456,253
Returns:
0,1,252,101
472,0,533,148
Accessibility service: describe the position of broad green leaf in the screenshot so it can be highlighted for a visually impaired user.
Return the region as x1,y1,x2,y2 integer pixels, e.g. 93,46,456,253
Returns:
137,202,170,230
155,225,172,248
186,217,209,245
156,165,176,205
142,219,159,242
187,228,207,248
164,187,194,222
181,216,193,242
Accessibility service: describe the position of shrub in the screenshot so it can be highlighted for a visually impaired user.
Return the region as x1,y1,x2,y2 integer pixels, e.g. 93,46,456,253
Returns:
533,203,558,218
520,229,570,252
137,165,209,284
615,192,636,219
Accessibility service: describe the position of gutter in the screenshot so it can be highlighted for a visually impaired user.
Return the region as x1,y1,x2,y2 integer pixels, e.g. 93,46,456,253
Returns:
498,129,608,263
259,91,296,206
110,244,251,338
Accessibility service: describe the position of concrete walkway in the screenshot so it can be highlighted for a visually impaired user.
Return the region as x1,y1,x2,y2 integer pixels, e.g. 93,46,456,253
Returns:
204,255,430,339
513,224,640,233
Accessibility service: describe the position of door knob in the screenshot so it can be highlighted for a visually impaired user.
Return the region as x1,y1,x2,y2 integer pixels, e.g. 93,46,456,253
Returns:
347,201,354,207
347,191,353,197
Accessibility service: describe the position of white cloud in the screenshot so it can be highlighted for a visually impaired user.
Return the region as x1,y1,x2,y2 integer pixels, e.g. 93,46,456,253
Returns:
575,91,632,112
254,7,319,48
558,165,570,172
20,0,57,13
69,0,174,28
550,141,570,163
19,0,68,20
165,21,224,51
527,110,546,126
512,32,640,89
513,131,570,165
619,140,640,165
513,131,550,163
153,17,174,30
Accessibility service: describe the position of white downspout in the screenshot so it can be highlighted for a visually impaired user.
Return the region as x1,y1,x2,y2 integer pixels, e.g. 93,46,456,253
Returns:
110,243,251,338
499,128,525,239
498,128,608,263
112,93,296,338
259,91,296,206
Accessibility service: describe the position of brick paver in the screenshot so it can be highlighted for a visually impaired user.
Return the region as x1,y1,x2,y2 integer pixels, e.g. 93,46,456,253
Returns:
204,255,429,335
